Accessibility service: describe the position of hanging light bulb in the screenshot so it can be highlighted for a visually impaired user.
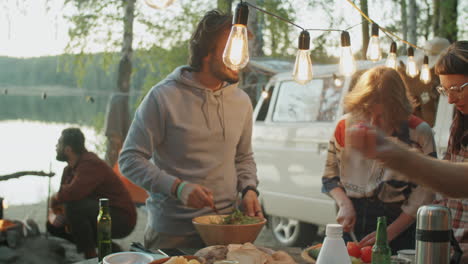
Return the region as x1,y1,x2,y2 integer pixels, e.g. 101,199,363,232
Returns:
223,3,249,71
385,42,398,69
339,31,356,76
293,30,313,85
261,88,269,99
145,0,175,9
420,55,431,84
406,47,419,78
333,74,343,87
86,96,95,103
366,23,382,61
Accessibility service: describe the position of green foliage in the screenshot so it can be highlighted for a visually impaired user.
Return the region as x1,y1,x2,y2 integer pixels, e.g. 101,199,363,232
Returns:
260,0,295,57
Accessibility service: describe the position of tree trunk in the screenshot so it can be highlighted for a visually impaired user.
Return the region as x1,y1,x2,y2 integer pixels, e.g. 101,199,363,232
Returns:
408,0,418,45
104,0,134,166
438,0,458,42
217,0,233,14
400,0,408,48
360,0,369,59
422,0,432,40
432,0,441,36
246,0,264,57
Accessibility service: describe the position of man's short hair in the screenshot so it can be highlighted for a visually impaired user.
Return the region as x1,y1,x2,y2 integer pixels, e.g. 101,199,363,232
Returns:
62,128,87,155
188,10,232,71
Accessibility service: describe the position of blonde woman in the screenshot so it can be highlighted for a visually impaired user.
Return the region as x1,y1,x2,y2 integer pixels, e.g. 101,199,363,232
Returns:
321,66,435,253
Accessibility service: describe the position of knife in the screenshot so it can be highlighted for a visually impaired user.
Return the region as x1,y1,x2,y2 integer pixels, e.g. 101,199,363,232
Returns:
350,231,359,244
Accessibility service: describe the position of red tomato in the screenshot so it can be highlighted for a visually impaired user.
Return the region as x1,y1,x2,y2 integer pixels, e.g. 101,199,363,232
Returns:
347,242,361,258
360,246,372,263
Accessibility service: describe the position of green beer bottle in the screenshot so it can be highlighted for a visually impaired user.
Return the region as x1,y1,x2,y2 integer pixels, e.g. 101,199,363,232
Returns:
97,198,112,261
371,216,391,264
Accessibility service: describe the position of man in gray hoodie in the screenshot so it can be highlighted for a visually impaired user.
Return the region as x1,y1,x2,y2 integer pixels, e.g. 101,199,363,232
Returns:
118,10,262,249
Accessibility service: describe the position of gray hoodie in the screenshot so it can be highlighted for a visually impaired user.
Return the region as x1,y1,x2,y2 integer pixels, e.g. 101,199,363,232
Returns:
119,66,258,235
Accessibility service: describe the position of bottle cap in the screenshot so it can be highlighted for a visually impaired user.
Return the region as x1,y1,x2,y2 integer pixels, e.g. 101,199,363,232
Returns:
99,198,109,206
325,224,343,237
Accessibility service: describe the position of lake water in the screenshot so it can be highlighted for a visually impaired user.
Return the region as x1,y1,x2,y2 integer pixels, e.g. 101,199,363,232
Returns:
0,120,105,205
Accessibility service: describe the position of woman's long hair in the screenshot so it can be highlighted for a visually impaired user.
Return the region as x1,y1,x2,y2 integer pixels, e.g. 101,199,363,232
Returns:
344,66,413,132
435,41,468,156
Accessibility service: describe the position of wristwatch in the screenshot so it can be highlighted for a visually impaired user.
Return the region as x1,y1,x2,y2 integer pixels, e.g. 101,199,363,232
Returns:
242,185,259,198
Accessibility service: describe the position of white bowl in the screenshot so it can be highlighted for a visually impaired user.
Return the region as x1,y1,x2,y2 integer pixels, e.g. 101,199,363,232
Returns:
103,252,154,264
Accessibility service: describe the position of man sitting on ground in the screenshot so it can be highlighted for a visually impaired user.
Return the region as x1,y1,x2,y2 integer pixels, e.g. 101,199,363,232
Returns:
47,128,136,259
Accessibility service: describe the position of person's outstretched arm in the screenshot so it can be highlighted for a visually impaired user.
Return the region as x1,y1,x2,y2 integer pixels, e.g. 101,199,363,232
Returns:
348,125,468,198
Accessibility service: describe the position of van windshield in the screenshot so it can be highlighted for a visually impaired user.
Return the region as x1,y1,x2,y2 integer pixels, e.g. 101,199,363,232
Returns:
272,78,342,122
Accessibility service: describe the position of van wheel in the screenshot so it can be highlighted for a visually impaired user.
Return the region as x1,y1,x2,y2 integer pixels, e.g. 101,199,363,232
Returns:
270,215,318,247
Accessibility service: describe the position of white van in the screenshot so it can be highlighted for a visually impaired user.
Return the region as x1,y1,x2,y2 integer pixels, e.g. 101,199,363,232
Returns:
252,63,454,246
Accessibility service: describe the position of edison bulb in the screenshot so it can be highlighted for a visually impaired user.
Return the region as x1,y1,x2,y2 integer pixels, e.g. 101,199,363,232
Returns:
145,0,175,9
386,52,397,69
340,46,356,76
222,25,249,71
366,36,382,61
420,64,431,84
406,56,419,78
334,77,343,87
293,49,313,85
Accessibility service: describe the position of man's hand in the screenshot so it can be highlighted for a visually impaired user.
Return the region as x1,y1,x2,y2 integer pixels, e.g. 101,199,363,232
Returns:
242,190,263,218
179,183,214,209
336,202,356,233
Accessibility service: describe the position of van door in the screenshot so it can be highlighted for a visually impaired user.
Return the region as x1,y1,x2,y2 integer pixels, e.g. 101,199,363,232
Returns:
253,75,343,226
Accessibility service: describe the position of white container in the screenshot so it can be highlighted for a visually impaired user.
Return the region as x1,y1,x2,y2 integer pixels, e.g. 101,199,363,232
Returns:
397,249,415,264
316,224,351,264
103,252,154,264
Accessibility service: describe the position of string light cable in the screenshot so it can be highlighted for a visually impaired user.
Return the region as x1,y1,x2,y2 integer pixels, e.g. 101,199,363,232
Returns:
344,0,426,52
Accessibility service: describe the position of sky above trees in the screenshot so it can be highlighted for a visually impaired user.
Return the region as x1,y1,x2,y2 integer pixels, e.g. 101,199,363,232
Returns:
0,0,466,58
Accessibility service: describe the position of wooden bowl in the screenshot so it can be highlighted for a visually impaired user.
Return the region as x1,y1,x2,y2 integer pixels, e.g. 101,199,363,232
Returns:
192,214,266,246
149,256,204,264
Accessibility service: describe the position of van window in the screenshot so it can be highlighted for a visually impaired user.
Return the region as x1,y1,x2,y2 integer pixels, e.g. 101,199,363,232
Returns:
272,79,323,122
317,78,343,121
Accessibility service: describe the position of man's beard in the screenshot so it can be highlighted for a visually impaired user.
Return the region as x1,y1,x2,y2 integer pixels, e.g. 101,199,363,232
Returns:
211,61,239,84
56,151,67,162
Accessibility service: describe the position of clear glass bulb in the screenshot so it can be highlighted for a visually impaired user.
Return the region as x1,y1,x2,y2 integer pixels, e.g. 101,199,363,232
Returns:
261,89,269,99
293,49,313,85
145,0,175,9
386,52,397,69
222,24,249,71
334,77,343,87
420,64,431,84
366,36,382,61
406,56,419,78
339,46,356,76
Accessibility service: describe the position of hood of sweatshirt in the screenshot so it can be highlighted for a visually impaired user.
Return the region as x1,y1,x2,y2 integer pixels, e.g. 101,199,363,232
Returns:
165,66,238,141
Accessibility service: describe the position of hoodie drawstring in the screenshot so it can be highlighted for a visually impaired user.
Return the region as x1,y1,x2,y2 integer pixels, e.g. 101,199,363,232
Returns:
201,89,226,141
217,91,226,141
201,90,211,130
